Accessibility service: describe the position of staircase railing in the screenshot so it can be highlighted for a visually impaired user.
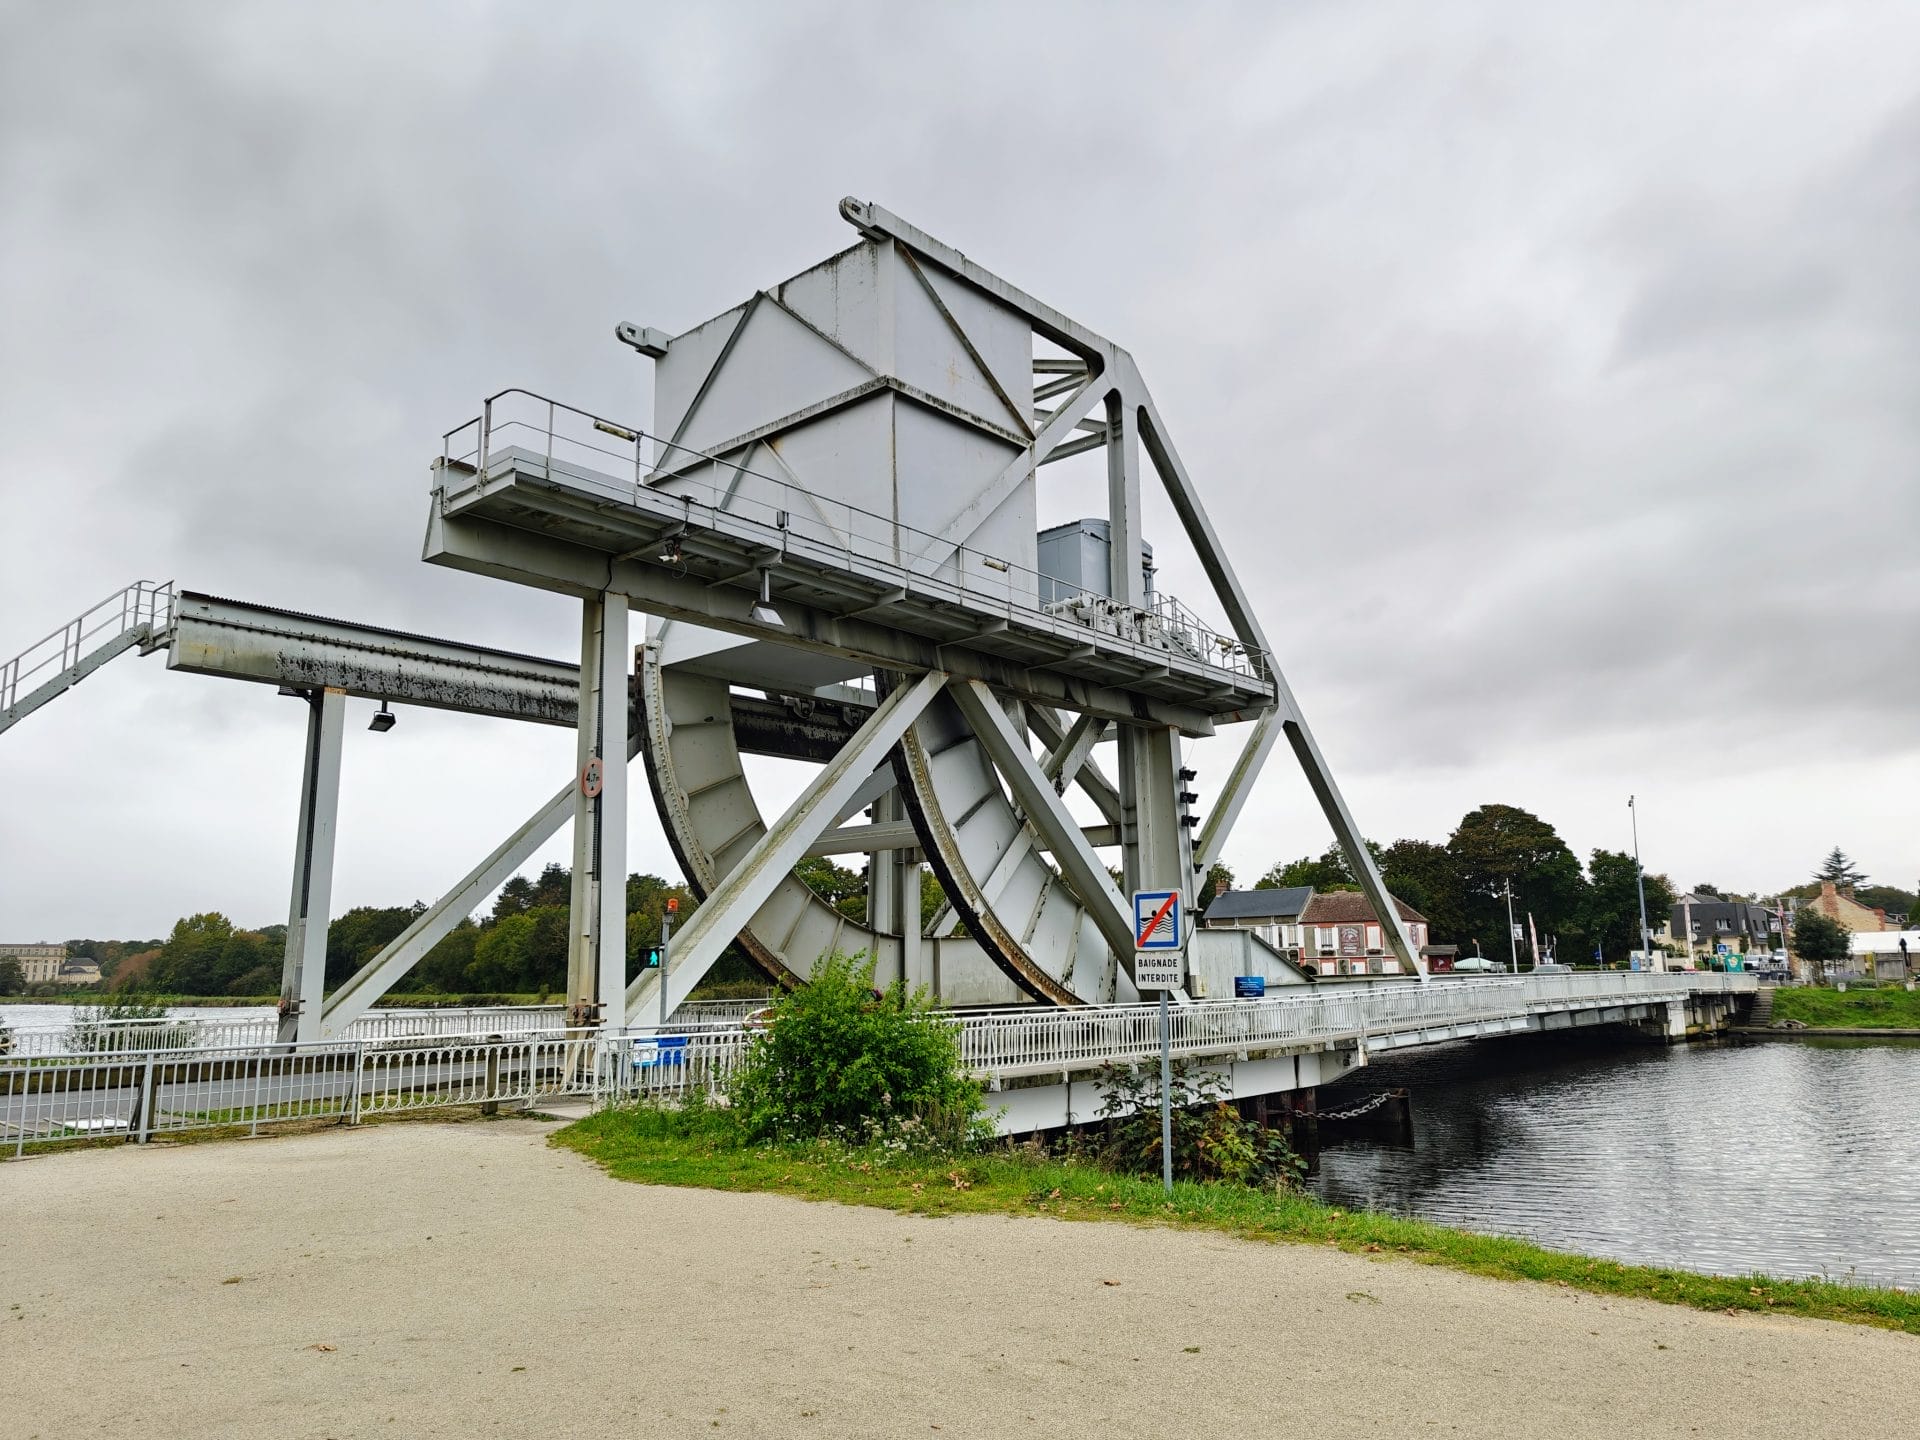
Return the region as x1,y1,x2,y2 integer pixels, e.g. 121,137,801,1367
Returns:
0,581,175,734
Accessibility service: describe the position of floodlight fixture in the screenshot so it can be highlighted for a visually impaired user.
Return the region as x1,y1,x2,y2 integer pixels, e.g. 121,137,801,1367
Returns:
748,568,785,630
369,702,397,733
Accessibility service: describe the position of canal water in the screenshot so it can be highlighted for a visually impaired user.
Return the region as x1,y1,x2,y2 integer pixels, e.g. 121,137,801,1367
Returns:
1309,1034,1920,1290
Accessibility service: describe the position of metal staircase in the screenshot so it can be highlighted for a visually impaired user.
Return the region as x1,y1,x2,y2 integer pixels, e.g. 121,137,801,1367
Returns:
0,581,174,736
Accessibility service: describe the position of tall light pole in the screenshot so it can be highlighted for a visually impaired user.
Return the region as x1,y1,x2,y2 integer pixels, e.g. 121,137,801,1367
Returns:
1503,879,1519,974
1628,794,1654,972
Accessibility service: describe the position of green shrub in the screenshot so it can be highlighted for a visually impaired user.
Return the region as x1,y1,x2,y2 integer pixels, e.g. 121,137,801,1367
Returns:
1088,1060,1306,1189
728,952,982,1145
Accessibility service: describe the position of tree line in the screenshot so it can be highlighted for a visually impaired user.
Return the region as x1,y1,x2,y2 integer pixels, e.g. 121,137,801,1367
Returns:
14,827,1900,999
1210,802,1679,965
76,865,724,999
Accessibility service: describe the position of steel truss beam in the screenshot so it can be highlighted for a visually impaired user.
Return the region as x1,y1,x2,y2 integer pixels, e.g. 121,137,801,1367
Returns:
922,706,1111,941
807,818,1118,858
948,680,1137,972
624,669,950,1023
167,592,578,724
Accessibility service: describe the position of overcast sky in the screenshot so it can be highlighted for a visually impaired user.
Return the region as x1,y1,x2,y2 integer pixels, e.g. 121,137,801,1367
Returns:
3,1,1916,942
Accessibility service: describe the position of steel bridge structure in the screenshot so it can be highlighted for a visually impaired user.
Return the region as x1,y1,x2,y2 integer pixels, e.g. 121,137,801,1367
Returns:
1,197,1739,1121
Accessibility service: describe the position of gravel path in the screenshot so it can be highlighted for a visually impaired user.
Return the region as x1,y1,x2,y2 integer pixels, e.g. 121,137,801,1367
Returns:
2,1119,1914,1438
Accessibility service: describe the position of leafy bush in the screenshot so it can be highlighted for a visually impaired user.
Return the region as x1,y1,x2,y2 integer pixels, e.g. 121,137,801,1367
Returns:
1088,1060,1306,1189
728,952,982,1145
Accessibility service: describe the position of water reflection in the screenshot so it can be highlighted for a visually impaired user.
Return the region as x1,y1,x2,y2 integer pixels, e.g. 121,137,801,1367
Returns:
1308,1033,1920,1289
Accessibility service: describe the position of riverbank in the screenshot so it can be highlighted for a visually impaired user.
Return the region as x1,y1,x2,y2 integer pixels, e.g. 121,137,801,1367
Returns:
1771,985,1920,1029
3,1118,1912,1439
555,1106,1920,1335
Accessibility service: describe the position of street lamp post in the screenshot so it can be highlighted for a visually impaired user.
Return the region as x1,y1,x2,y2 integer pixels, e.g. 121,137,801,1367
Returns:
1629,794,1654,972
1503,879,1520,974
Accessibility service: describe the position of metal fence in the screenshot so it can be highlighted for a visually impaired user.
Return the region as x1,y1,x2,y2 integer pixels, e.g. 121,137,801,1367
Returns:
3,973,1752,1157
0,1030,768,1157
3,1005,570,1059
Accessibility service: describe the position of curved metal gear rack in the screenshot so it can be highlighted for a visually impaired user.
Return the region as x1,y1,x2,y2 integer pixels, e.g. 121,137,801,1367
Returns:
424,198,1423,1023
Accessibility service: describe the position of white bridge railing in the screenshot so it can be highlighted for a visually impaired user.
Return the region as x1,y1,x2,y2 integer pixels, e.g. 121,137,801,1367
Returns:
948,971,1752,1077
0,1000,783,1060
2,974,1751,1156
2,1005,569,1058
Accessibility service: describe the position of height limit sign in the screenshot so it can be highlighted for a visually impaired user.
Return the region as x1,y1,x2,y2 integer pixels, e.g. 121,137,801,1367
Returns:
1132,889,1186,991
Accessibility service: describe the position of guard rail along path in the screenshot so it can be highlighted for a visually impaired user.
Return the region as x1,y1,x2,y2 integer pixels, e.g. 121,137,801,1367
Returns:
3,973,1751,1153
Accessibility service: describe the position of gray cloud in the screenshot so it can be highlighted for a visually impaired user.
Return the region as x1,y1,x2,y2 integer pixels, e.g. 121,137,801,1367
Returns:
2,0,1917,938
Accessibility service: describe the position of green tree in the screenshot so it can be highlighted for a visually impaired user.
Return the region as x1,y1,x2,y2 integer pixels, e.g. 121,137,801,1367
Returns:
0,956,23,994
470,912,537,991
1791,908,1851,972
794,855,866,921
1257,841,1379,891
1584,850,1676,964
1814,848,1868,888
148,913,237,994
1854,884,1915,918
325,904,425,987
1379,839,1464,943
491,875,536,921
1446,805,1588,965
1196,863,1236,913
414,921,480,992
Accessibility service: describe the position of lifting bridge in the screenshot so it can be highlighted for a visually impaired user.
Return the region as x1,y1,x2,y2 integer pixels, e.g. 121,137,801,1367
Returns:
0,197,1748,1122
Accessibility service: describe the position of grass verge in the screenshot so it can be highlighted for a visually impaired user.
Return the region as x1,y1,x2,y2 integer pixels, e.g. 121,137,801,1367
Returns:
554,1104,1920,1336
1771,985,1920,1030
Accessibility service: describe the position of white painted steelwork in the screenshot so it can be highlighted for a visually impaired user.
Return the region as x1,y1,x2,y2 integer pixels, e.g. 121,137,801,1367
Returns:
423,197,1430,1019
4,1005,568,1059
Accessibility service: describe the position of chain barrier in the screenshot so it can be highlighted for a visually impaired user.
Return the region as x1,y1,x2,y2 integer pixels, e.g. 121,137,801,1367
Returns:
1316,1091,1400,1123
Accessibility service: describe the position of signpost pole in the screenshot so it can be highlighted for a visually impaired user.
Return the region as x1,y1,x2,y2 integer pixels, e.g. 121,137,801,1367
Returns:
657,900,676,1028
1131,887,1184,1199
1158,987,1173,1196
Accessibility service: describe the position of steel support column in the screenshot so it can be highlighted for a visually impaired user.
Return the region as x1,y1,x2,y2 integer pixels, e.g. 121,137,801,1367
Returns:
596,595,630,1032
1117,723,1190,904
867,788,903,989
278,687,345,1044
566,600,604,1024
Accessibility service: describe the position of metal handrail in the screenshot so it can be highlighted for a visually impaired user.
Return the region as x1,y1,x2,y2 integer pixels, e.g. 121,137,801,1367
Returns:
0,580,175,716
439,389,1274,689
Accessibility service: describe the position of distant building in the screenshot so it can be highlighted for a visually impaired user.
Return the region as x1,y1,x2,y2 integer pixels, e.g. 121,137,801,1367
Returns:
1798,882,1891,935
1297,891,1430,976
1202,886,1431,976
57,961,102,986
1663,897,1779,960
1199,886,1312,951
0,943,68,984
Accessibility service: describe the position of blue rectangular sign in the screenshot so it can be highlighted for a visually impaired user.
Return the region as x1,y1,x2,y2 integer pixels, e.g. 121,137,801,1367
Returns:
1233,976,1266,999
1132,890,1183,951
